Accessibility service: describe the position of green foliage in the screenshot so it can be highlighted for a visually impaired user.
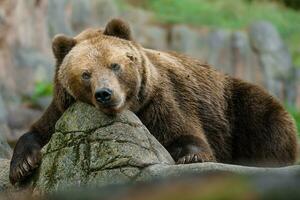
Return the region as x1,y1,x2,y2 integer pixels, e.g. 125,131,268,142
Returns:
140,0,300,67
287,105,300,136
146,0,300,30
32,81,53,99
23,81,53,107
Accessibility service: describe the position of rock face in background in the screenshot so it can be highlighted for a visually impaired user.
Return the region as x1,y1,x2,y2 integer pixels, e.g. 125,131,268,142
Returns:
169,25,208,59
230,31,262,85
168,22,296,104
249,21,294,103
0,0,299,144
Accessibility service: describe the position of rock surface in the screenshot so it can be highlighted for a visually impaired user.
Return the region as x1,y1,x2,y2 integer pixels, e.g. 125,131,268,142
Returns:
0,94,12,159
32,102,174,192
249,21,294,101
170,25,206,60
0,159,10,192
0,132,11,160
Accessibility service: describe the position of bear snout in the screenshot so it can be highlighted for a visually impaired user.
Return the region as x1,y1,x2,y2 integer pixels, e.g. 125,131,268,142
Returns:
95,88,113,104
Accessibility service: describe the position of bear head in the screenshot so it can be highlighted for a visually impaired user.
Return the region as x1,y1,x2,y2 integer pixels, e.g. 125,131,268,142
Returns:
53,19,144,115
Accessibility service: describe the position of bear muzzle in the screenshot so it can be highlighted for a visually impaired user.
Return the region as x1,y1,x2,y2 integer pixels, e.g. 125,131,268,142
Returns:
94,88,123,113
95,88,112,104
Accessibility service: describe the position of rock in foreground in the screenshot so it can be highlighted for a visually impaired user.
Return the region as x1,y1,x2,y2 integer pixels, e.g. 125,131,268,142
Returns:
32,102,174,192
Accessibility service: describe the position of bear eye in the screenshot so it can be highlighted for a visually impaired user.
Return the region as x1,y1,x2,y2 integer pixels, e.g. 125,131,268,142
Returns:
111,63,121,71
81,71,91,80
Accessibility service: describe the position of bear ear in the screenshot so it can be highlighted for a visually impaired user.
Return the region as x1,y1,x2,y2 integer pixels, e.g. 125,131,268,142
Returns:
52,34,76,63
103,18,132,41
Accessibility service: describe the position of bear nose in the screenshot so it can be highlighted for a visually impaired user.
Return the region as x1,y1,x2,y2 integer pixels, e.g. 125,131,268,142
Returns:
95,88,112,104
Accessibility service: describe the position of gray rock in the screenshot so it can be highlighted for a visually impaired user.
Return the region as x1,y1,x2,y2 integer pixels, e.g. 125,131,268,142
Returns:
169,25,209,61
120,7,156,43
284,67,298,106
231,31,263,85
6,106,42,144
0,127,12,159
0,159,11,192
249,21,293,99
69,0,120,33
0,94,7,124
7,106,41,130
0,0,50,108
207,29,232,74
91,0,120,27
13,0,50,52
13,47,53,96
0,84,21,112
32,102,174,192
47,0,73,37
0,94,12,159
249,21,283,53
35,96,52,110
121,7,152,28
124,12,169,51
137,163,300,182
170,25,197,54
137,25,168,50
70,0,93,32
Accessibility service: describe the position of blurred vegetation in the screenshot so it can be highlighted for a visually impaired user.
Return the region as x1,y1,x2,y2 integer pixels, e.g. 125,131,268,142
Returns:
287,105,300,136
127,0,300,67
248,0,300,10
32,81,53,99
24,81,53,108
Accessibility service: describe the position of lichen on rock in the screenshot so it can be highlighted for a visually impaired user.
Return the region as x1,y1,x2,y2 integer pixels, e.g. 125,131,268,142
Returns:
32,102,174,192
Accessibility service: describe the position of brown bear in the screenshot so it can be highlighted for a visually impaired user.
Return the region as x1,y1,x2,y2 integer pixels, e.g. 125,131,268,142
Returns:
9,19,298,184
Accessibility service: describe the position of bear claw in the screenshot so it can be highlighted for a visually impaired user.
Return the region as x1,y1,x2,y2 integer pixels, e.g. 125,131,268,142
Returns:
9,147,41,185
177,153,215,164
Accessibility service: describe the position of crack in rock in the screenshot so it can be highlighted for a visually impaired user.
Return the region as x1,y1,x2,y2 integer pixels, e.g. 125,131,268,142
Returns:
32,102,174,192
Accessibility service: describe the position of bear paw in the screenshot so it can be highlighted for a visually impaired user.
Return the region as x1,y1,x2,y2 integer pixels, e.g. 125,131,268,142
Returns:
176,152,216,164
9,133,42,185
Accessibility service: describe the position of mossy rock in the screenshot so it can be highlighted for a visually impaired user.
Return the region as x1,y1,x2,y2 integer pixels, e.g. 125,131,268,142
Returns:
32,102,174,192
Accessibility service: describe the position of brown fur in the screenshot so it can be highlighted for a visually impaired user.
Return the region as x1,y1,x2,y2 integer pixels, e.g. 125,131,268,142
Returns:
9,19,298,184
